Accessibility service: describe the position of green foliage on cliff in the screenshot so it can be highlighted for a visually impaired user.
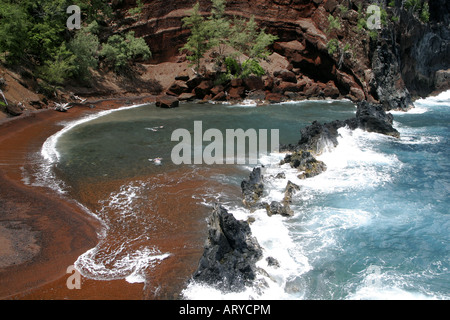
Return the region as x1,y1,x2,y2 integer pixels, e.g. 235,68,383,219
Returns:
0,3,29,63
180,2,211,73
38,43,76,85
420,2,430,22
100,32,151,72
181,0,277,79
327,14,342,33
327,39,339,55
0,0,152,85
69,27,100,81
405,0,430,23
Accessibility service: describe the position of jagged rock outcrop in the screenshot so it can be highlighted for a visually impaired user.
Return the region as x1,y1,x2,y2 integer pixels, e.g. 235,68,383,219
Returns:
281,100,399,173
397,0,450,98
281,150,327,179
192,204,263,292
370,28,413,111
241,166,264,209
264,180,300,217
346,100,400,138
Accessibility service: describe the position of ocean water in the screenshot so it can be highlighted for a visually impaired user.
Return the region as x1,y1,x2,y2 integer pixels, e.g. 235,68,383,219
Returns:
33,92,449,299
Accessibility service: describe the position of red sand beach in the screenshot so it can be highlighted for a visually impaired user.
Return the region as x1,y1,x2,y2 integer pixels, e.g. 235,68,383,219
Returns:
0,97,210,300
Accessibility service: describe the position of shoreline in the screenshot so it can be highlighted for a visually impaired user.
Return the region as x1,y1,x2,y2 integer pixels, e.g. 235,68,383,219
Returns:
0,90,446,300
0,96,159,299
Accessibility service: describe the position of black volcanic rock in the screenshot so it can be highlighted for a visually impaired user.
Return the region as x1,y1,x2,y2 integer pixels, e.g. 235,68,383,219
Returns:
295,119,345,155
241,167,264,208
193,204,263,292
371,31,413,111
347,101,400,138
282,150,327,179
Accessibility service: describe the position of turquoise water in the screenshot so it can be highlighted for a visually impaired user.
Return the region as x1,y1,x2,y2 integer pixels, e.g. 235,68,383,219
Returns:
40,93,449,299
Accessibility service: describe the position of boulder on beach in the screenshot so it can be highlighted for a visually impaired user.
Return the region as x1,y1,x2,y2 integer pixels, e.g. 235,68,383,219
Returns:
155,95,179,108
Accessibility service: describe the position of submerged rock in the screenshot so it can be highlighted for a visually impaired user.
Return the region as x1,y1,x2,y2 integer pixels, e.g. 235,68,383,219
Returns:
193,204,263,292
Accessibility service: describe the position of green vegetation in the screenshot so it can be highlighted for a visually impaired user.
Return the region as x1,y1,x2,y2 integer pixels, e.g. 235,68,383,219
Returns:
180,3,211,74
180,0,278,79
420,2,430,23
404,0,422,10
327,39,339,55
327,14,342,33
69,26,100,81
100,31,151,72
38,43,76,85
405,0,430,23
129,0,144,16
0,0,152,85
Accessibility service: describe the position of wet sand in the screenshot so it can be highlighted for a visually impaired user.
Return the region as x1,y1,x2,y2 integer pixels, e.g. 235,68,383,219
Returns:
0,96,209,299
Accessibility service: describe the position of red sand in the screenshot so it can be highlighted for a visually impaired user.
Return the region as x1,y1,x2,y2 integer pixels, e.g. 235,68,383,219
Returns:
0,96,210,300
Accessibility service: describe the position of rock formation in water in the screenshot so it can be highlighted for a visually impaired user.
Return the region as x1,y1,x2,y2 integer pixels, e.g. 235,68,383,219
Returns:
281,100,399,177
192,203,263,291
241,166,264,209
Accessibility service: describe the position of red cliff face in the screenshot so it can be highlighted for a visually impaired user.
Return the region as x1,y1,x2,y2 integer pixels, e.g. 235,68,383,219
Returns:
113,0,375,103
114,0,448,108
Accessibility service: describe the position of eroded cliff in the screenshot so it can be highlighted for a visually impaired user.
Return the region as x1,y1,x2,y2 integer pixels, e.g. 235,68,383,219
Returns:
112,0,448,110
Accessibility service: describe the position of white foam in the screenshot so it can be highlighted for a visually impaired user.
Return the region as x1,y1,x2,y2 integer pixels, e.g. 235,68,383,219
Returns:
310,127,401,192
390,105,430,115
41,103,146,164
35,104,148,194
75,245,170,283
347,267,444,300
415,89,450,105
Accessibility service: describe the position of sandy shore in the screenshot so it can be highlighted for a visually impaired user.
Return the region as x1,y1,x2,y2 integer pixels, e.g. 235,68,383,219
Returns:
0,95,187,300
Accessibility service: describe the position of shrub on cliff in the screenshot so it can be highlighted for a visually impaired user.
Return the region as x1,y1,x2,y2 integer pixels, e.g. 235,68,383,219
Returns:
68,27,100,82
181,0,277,78
100,31,151,72
38,43,76,85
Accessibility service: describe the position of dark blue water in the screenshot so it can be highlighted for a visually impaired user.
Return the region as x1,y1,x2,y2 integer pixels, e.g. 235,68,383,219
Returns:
40,93,450,299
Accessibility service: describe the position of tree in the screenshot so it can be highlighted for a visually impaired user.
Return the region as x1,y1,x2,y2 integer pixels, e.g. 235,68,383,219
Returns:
125,31,152,62
0,3,30,63
180,2,212,74
207,0,230,65
100,31,151,72
39,42,76,85
181,0,277,78
69,27,100,81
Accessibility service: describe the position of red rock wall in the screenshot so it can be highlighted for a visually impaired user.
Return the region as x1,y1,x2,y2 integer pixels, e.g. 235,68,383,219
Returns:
116,0,373,102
